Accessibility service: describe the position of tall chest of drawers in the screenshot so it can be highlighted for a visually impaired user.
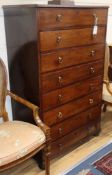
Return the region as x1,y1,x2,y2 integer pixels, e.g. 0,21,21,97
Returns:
4,5,108,158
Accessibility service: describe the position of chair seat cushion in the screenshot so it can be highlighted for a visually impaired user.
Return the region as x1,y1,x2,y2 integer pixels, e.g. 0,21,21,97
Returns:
102,83,112,103
0,121,45,166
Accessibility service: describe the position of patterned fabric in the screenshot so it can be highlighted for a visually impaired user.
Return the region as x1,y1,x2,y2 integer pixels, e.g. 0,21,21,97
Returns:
94,151,112,175
102,83,112,102
63,142,112,175
0,121,45,166
76,169,94,175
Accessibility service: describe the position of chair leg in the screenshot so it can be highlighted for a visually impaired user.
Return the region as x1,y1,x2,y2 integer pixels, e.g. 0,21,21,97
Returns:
44,146,50,175
45,154,50,175
33,151,45,169
102,103,107,112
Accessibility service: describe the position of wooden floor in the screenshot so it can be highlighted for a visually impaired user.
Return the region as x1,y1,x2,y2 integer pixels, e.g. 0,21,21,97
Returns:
1,108,112,175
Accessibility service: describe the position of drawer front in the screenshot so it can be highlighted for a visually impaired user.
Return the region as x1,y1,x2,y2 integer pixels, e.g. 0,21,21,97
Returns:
40,27,106,51
41,44,105,73
51,126,88,158
42,76,102,111
51,105,101,141
39,8,108,30
42,60,104,93
51,122,99,158
43,90,102,126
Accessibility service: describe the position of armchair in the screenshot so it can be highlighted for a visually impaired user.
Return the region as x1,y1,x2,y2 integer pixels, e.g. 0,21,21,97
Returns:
0,58,50,175
102,44,112,111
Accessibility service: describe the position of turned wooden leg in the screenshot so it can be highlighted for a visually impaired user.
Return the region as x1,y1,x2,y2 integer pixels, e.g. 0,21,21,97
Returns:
33,151,45,170
45,154,50,175
44,145,50,175
102,103,107,112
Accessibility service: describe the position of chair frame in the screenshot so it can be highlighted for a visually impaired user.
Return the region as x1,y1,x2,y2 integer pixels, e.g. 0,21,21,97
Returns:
0,58,51,175
102,80,112,112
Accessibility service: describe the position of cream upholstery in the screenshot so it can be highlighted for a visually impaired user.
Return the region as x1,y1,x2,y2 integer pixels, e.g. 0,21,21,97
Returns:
0,121,45,166
102,44,112,103
103,83,112,103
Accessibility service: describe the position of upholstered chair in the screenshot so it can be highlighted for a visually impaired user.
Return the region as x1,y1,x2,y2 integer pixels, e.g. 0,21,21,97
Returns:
102,44,112,111
0,58,50,175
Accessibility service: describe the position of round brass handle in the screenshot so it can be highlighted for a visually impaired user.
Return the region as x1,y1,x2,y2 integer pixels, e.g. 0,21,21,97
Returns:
93,14,98,25
59,128,62,134
57,112,63,119
58,76,63,85
56,14,62,22
90,50,95,57
89,83,94,91
58,57,63,64
57,36,62,44
58,94,63,102
89,98,94,104
90,67,95,74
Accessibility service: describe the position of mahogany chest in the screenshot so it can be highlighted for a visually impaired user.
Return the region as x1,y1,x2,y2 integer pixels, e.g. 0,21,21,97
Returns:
3,5,108,158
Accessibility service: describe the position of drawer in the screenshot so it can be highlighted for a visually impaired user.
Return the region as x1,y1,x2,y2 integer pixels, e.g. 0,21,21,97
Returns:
41,60,104,93
40,27,106,52
51,121,99,158
41,44,105,73
51,126,88,158
39,8,108,30
51,105,101,141
43,90,102,126
42,76,103,111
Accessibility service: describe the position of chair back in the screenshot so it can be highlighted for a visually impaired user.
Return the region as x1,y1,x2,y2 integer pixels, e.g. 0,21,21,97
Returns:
0,58,7,117
104,44,110,81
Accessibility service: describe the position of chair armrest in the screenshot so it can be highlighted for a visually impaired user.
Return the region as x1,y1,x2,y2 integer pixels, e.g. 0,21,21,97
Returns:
7,90,50,138
103,80,112,95
103,79,109,84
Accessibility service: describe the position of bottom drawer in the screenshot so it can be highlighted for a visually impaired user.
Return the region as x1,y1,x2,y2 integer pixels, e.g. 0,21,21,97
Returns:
51,105,101,141
51,122,100,158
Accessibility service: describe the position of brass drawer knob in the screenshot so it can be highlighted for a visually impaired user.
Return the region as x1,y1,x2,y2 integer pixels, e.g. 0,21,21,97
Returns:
93,14,98,26
59,128,62,134
57,112,63,119
89,83,94,91
57,36,62,44
56,14,62,22
90,50,95,57
58,94,63,102
89,98,94,104
58,57,63,64
58,76,63,85
90,67,95,74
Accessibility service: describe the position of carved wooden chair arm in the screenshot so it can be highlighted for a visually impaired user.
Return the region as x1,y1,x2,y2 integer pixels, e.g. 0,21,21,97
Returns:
103,80,112,95
7,90,50,138
103,79,109,84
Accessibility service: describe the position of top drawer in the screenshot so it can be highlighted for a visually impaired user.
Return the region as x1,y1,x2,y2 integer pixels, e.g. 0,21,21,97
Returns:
39,8,108,30
40,27,106,52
